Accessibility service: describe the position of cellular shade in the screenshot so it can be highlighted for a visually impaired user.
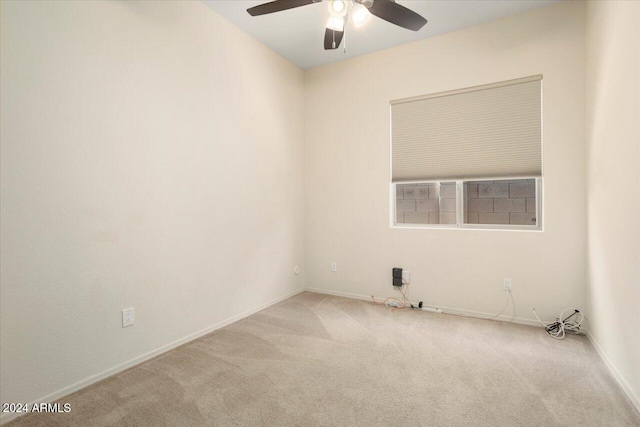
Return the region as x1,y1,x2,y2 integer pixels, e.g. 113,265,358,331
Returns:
391,76,542,182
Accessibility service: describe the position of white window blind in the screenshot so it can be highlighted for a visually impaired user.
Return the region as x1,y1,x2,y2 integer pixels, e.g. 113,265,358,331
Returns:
391,76,542,183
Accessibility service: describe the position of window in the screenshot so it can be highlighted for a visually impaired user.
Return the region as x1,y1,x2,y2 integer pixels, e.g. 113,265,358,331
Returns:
464,179,538,226
395,182,456,225
394,178,541,229
391,76,542,230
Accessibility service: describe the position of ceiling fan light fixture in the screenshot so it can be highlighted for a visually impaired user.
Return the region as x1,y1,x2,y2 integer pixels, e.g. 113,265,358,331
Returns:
328,0,348,18
326,16,345,32
351,3,371,27
247,0,428,50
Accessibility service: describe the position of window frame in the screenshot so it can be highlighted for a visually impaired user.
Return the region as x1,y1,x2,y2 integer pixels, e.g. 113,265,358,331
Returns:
391,176,543,232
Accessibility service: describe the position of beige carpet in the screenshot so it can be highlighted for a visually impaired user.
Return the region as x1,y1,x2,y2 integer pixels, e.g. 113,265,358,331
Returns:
8,292,640,426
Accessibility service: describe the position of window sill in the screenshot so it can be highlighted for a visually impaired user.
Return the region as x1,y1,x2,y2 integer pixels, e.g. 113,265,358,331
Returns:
391,224,543,232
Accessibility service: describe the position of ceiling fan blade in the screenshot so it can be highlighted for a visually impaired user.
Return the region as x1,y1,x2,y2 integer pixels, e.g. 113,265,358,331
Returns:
367,0,427,31
324,27,344,50
247,0,315,16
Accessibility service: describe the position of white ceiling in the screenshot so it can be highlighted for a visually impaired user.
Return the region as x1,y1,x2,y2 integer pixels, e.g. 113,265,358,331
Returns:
203,1,557,69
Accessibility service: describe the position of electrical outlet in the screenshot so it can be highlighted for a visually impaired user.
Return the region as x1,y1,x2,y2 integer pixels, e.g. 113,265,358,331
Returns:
331,262,337,272
122,307,134,328
402,270,410,284
503,278,512,291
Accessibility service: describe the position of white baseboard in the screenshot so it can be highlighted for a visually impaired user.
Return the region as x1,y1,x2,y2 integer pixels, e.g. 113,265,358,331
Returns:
0,288,305,425
587,332,640,414
304,287,545,328
6,287,636,424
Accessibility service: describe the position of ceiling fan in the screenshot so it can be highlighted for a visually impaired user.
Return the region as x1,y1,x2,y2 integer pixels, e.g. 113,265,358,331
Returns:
247,0,428,51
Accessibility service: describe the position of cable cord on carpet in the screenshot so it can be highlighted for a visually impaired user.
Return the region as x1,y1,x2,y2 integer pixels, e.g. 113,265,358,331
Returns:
532,308,583,339
372,284,518,323
371,280,412,310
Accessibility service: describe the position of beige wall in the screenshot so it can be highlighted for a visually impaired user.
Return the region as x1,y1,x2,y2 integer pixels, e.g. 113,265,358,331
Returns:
304,1,587,323
4,0,638,418
0,0,304,410
586,0,640,410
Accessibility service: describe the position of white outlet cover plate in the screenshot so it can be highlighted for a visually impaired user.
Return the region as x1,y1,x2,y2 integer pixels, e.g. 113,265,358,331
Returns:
331,262,337,272
402,270,410,283
122,307,135,328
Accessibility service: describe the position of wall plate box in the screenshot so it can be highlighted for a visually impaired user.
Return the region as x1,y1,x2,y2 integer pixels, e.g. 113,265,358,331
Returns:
392,268,403,287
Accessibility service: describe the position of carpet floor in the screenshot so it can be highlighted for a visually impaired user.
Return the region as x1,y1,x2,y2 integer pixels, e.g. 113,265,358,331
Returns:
8,292,640,426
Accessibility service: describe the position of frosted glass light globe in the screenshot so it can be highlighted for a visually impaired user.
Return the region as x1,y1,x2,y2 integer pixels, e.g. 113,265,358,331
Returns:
351,3,371,27
328,0,347,18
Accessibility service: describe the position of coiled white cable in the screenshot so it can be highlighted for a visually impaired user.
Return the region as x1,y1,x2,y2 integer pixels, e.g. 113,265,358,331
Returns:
532,308,583,340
